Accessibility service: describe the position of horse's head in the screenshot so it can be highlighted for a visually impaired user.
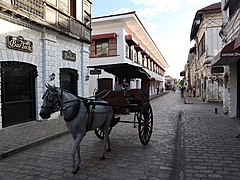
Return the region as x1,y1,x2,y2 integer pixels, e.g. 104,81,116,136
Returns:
39,84,60,119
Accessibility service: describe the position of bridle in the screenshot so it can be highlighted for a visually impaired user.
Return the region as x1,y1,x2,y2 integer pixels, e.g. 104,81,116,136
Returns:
41,89,61,113
41,87,81,113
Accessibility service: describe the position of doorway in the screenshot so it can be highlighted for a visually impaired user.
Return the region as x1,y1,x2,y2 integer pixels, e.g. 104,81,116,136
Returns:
60,68,78,96
1,61,37,127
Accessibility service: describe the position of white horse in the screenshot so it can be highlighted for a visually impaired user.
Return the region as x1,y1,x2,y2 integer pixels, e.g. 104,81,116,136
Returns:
39,84,113,174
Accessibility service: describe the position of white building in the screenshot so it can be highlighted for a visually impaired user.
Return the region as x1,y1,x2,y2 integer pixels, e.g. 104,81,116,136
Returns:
211,0,240,118
0,0,91,128
189,2,224,101
88,11,168,96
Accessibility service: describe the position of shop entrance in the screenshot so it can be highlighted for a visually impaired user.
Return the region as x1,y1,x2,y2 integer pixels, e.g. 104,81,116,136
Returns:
98,78,113,92
60,68,78,96
1,62,37,127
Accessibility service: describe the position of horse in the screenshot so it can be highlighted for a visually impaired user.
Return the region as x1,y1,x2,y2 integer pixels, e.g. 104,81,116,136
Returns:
39,84,113,174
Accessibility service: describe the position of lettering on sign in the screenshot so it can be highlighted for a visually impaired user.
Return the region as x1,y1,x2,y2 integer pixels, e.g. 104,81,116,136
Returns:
6,36,33,53
222,52,240,57
211,67,224,74
90,69,101,75
62,50,76,61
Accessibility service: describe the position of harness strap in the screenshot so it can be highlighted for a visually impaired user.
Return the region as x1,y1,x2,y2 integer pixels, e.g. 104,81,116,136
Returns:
86,106,95,131
64,99,80,122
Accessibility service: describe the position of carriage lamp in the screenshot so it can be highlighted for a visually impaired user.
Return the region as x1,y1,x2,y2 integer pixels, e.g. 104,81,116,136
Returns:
86,75,90,81
49,73,55,81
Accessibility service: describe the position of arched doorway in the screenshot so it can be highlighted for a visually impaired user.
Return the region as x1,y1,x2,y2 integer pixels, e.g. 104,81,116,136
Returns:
1,61,37,127
60,68,78,96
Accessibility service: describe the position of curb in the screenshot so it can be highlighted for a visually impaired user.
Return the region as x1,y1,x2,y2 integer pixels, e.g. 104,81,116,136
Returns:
0,131,69,160
150,91,169,100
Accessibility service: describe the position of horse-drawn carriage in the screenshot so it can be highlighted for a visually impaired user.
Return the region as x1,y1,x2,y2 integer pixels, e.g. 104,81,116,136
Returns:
40,63,153,174
88,63,153,145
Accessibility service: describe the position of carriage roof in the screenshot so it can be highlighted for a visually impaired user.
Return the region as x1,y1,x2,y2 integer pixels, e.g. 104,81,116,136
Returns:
88,63,151,80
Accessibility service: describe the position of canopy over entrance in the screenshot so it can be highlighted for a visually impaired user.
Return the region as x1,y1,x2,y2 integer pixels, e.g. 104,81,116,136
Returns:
211,37,240,66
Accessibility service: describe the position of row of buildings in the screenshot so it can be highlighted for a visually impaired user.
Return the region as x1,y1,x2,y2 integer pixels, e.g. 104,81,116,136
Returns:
0,1,168,129
182,0,240,118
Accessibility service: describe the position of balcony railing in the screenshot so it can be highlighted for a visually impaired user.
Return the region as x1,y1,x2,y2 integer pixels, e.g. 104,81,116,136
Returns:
1,0,91,43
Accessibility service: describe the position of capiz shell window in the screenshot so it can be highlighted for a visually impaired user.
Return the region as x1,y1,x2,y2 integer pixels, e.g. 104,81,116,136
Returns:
96,39,109,56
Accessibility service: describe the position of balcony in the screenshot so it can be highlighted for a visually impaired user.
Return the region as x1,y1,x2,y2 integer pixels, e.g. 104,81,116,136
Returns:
0,0,91,43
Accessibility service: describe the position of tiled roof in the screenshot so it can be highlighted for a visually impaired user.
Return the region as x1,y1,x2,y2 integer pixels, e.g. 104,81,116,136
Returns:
198,2,221,13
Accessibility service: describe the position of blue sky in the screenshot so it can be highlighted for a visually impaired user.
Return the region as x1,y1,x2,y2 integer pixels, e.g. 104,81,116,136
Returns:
92,0,220,79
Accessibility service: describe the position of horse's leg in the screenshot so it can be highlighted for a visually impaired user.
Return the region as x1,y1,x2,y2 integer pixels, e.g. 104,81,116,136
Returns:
72,133,85,174
101,123,111,160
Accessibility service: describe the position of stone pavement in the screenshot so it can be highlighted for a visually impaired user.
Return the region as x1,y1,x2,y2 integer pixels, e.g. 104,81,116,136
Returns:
179,96,240,180
0,91,168,161
0,116,69,160
1,92,240,180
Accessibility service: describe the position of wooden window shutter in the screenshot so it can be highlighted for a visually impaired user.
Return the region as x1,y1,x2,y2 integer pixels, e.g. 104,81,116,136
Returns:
59,0,69,14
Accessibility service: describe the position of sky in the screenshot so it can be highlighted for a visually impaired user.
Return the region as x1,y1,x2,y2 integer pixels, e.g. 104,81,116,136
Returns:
92,0,220,79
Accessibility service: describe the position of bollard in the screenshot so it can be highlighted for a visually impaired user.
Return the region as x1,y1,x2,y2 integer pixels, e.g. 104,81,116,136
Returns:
215,108,218,114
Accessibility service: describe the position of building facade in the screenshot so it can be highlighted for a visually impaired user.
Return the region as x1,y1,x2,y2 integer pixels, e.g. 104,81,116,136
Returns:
0,0,91,129
88,11,168,96
187,2,224,101
211,0,240,118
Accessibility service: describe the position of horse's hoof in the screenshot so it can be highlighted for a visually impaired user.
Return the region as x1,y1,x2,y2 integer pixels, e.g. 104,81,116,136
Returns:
100,156,105,160
72,166,79,174
106,148,111,152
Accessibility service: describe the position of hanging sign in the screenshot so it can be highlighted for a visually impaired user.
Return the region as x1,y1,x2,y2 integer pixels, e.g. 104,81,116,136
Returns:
90,69,101,75
6,36,33,53
62,50,76,61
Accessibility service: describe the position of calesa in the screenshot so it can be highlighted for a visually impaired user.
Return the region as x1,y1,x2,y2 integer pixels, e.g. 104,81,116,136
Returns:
39,84,113,174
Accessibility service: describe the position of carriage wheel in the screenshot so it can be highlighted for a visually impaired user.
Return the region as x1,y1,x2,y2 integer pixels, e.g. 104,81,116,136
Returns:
94,127,112,140
138,102,153,145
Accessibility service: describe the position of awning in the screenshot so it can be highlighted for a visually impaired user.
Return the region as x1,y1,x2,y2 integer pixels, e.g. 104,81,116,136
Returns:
134,43,143,51
211,37,240,66
92,33,117,40
125,35,137,45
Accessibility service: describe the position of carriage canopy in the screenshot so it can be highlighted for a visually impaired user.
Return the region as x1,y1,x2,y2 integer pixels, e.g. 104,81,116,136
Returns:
88,63,151,80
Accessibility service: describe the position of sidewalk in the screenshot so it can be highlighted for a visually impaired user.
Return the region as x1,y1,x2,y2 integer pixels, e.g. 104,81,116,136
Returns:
179,95,240,179
0,117,68,160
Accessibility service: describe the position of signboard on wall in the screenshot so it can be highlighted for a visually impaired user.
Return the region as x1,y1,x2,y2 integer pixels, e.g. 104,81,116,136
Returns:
6,36,33,53
211,67,224,74
62,50,76,61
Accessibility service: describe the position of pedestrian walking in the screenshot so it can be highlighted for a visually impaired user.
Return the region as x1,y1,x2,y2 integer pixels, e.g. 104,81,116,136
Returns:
193,86,196,97
188,85,192,97
181,86,185,97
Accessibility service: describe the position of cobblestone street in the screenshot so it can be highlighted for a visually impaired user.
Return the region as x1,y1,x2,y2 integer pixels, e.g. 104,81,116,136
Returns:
0,91,240,180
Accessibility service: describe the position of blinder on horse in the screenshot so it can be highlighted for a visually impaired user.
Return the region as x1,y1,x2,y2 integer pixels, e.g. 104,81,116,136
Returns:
40,88,60,116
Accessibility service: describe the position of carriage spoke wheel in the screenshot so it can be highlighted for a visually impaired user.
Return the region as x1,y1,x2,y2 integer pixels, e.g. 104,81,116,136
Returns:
94,127,112,140
138,102,153,145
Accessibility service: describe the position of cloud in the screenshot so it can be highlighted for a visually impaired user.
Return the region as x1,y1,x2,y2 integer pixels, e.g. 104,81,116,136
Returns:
115,0,220,78
113,8,135,14
131,0,182,14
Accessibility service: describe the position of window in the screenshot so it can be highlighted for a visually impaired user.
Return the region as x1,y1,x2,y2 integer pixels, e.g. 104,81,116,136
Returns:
125,44,129,58
198,33,205,58
96,39,109,56
70,0,77,18
125,44,133,60
133,49,138,63
129,46,133,60
229,0,240,17
142,55,145,66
